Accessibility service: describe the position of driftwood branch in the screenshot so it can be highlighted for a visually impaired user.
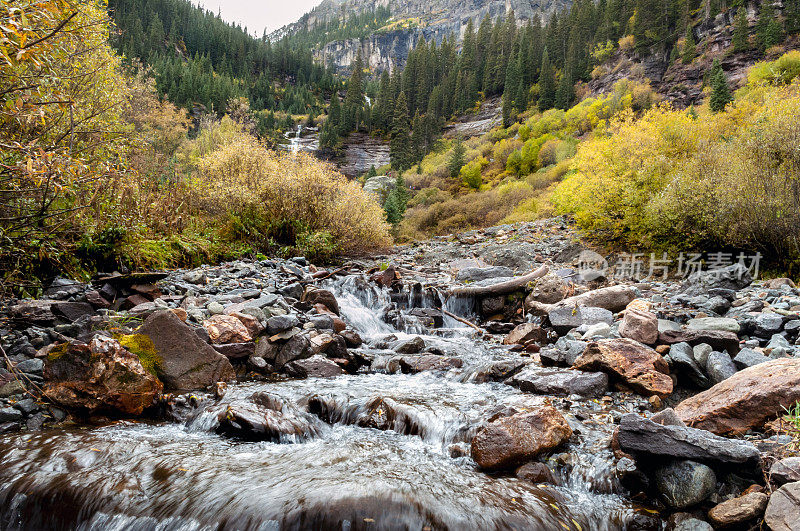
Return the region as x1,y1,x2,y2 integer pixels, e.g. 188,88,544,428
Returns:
442,307,482,333
450,265,549,297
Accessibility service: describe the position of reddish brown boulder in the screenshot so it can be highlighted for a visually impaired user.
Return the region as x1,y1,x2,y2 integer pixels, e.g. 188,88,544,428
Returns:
471,406,572,470
203,314,253,344
708,492,769,527
43,336,162,415
572,338,673,397
675,358,800,435
231,311,264,338
303,288,340,315
619,309,659,345
503,323,547,345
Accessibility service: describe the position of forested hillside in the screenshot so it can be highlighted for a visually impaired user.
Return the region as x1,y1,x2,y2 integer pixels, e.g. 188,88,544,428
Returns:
108,0,338,132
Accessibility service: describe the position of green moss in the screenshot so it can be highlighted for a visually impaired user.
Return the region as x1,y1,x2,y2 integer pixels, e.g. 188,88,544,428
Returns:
116,333,164,376
46,342,71,362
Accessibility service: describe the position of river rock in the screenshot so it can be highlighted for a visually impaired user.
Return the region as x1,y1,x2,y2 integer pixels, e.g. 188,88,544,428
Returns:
683,263,752,296
471,406,573,470
705,351,737,385
668,343,710,388
617,414,760,464
548,306,613,334
655,460,716,509
572,338,673,397
659,329,740,354
10,300,56,324
771,458,800,485
524,273,568,305
216,394,318,442
764,482,800,531
619,309,659,345
732,347,770,369
512,367,608,397
675,358,800,435
503,323,547,345
266,314,300,335
257,333,313,369
455,266,513,282
686,317,740,333
230,312,263,337
398,355,463,373
43,336,163,415
515,462,558,485
707,492,769,527
137,310,235,390
284,355,344,378
203,314,252,344
302,288,340,315
394,336,425,354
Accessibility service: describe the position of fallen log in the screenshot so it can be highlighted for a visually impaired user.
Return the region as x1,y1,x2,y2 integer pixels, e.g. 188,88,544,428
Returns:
525,284,637,316
442,308,482,333
450,265,549,298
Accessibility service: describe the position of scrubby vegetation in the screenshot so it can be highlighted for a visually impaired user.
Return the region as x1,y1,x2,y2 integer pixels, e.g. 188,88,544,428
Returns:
398,80,658,239
554,52,800,274
0,0,390,294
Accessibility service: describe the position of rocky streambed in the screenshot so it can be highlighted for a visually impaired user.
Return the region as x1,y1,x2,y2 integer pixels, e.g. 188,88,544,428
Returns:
1,218,800,530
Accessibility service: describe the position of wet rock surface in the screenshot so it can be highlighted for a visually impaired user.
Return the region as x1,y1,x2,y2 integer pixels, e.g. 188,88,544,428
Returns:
1,217,800,529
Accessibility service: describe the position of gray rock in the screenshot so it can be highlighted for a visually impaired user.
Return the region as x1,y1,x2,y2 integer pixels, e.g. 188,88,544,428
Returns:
683,263,752,296
581,322,612,339
12,398,40,415
706,351,737,384
687,317,740,333
753,313,785,338
764,481,800,531
15,358,44,375
658,319,682,334
309,314,335,330
207,301,224,315
512,367,608,397
618,414,760,464
455,266,514,282
669,342,710,388
182,271,207,284
548,306,613,334
284,355,343,378
0,407,24,422
771,457,800,486
394,336,425,354
674,518,713,531
733,348,770,370
655,460,716,508
266,314,300,335
279,282,304,300
693,343,713,367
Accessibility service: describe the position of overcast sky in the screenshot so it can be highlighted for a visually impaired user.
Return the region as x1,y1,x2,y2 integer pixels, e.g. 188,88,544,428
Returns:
195,0,323,36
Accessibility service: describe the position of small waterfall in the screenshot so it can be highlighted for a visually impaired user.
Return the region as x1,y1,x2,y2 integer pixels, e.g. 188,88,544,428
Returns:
286,124,303,153
327,275,394,338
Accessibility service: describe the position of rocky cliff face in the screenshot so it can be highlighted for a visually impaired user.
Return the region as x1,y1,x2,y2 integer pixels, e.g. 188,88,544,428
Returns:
279,0,569,73
588,2,791,108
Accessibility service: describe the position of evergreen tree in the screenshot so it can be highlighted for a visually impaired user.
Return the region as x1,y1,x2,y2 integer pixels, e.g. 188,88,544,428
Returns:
366,165,378,178
343,50,365,132
328,92,342,130
555,65,574,110
410,111,425,162
383,176,410,225
682,25,696,64
319,118,339,151
538,48,556,111
390,92,411,170
448,136,466,178
709,59,733,112
787,0,800,34
732,6,750,51
757,0,783,51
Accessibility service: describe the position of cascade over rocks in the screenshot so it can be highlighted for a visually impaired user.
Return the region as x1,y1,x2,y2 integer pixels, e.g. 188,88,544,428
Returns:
43,336,162,415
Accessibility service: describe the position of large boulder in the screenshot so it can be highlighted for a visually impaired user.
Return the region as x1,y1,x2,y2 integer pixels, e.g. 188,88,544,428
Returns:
659,329,740,354
617,414,760,465
255,332,314,369
771,458,800,486
524,273,568,306
215,393,319,442
675,358,800,435
285,356,344,378
548,306,613,335
136,310,235,390
470,406,572,470
572,338,673,397
619,309,659,345
302,288,340,315
527,285,637,315
765,482,800,531
43,336,162,415
397,355,463,373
